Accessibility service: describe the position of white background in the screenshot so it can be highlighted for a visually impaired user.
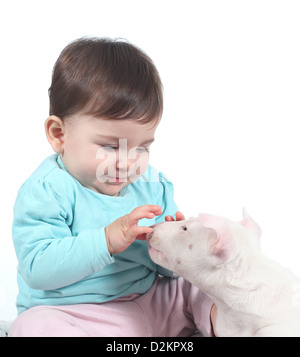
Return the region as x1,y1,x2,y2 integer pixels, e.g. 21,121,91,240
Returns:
0,0,299,320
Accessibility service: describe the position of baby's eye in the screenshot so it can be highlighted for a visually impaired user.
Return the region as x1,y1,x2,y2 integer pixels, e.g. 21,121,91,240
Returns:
102,145,118,152
182,226,188,231
136,146,149,153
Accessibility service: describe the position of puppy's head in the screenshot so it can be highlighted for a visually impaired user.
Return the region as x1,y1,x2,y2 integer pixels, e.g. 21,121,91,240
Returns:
147,209,262,280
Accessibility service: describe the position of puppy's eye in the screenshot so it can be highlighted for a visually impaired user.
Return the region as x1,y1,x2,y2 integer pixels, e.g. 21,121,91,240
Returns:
183,226,188,231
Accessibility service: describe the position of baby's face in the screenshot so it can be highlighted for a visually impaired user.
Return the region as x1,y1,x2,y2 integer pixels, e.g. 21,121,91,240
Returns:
60,115,157,196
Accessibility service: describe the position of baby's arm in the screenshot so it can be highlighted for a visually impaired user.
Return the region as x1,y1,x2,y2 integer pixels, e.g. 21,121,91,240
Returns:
105,205,162,255
13,180,160,291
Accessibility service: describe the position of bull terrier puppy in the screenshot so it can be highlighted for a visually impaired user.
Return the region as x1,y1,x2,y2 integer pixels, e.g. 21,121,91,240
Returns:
147,210,300,337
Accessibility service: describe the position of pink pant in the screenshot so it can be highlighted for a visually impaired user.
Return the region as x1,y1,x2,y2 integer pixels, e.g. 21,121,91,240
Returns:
9,277,213,337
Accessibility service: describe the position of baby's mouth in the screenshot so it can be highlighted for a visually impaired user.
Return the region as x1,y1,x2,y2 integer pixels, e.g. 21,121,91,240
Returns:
105,176,127,184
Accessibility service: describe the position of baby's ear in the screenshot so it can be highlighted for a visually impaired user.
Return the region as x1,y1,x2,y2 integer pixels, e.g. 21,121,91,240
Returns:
198,214,237,262
239,208,262,240
45,116,65,154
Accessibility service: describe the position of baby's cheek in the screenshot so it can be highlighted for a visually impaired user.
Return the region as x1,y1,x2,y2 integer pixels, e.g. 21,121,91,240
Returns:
128,156,149,180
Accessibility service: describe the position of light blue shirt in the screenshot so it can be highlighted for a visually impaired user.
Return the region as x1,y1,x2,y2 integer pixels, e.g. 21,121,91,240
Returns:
12,154,177,314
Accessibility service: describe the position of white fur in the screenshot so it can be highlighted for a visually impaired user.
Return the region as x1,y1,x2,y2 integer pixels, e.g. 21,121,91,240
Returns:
147,212,300,337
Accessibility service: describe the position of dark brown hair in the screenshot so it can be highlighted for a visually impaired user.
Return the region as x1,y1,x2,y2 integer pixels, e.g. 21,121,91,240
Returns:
48,37,163,123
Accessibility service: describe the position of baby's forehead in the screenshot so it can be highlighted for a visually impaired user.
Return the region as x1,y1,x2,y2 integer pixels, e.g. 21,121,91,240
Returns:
90,117,157,137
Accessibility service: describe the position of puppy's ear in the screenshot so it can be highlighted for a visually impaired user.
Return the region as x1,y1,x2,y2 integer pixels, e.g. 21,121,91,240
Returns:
240,208,262,240
199,214,236,261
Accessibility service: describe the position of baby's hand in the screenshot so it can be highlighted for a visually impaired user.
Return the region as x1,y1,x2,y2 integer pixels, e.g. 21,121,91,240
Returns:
164,211,185,222
105,205,162,255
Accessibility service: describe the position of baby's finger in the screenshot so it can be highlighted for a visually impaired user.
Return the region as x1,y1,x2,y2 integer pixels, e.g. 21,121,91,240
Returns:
165,212,185,222
129,205,162,225
129,225,153,241
165,215,174,222
175,211,185,221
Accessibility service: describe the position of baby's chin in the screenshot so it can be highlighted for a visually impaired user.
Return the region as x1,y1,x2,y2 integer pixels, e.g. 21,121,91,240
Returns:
84,172,144,196
86,181,127,196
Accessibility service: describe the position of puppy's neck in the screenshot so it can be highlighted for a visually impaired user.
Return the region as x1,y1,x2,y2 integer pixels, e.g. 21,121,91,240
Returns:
202,255,294,316
199,254,297,336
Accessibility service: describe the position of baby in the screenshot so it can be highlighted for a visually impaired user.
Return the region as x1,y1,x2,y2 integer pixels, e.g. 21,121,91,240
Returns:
9,37,215,337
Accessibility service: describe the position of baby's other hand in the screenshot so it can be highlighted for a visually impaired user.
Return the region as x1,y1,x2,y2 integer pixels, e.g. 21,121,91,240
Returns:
165,211,185,222
105,205,162,255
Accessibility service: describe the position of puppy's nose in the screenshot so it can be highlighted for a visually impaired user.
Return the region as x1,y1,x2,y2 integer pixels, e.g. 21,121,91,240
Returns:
146,222,164,242
146,231,153,241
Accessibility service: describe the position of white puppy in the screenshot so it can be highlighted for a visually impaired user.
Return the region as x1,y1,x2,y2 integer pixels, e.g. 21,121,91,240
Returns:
147,210,300,337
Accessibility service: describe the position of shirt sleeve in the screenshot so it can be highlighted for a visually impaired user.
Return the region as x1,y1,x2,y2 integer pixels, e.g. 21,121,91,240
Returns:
12,178,114,291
